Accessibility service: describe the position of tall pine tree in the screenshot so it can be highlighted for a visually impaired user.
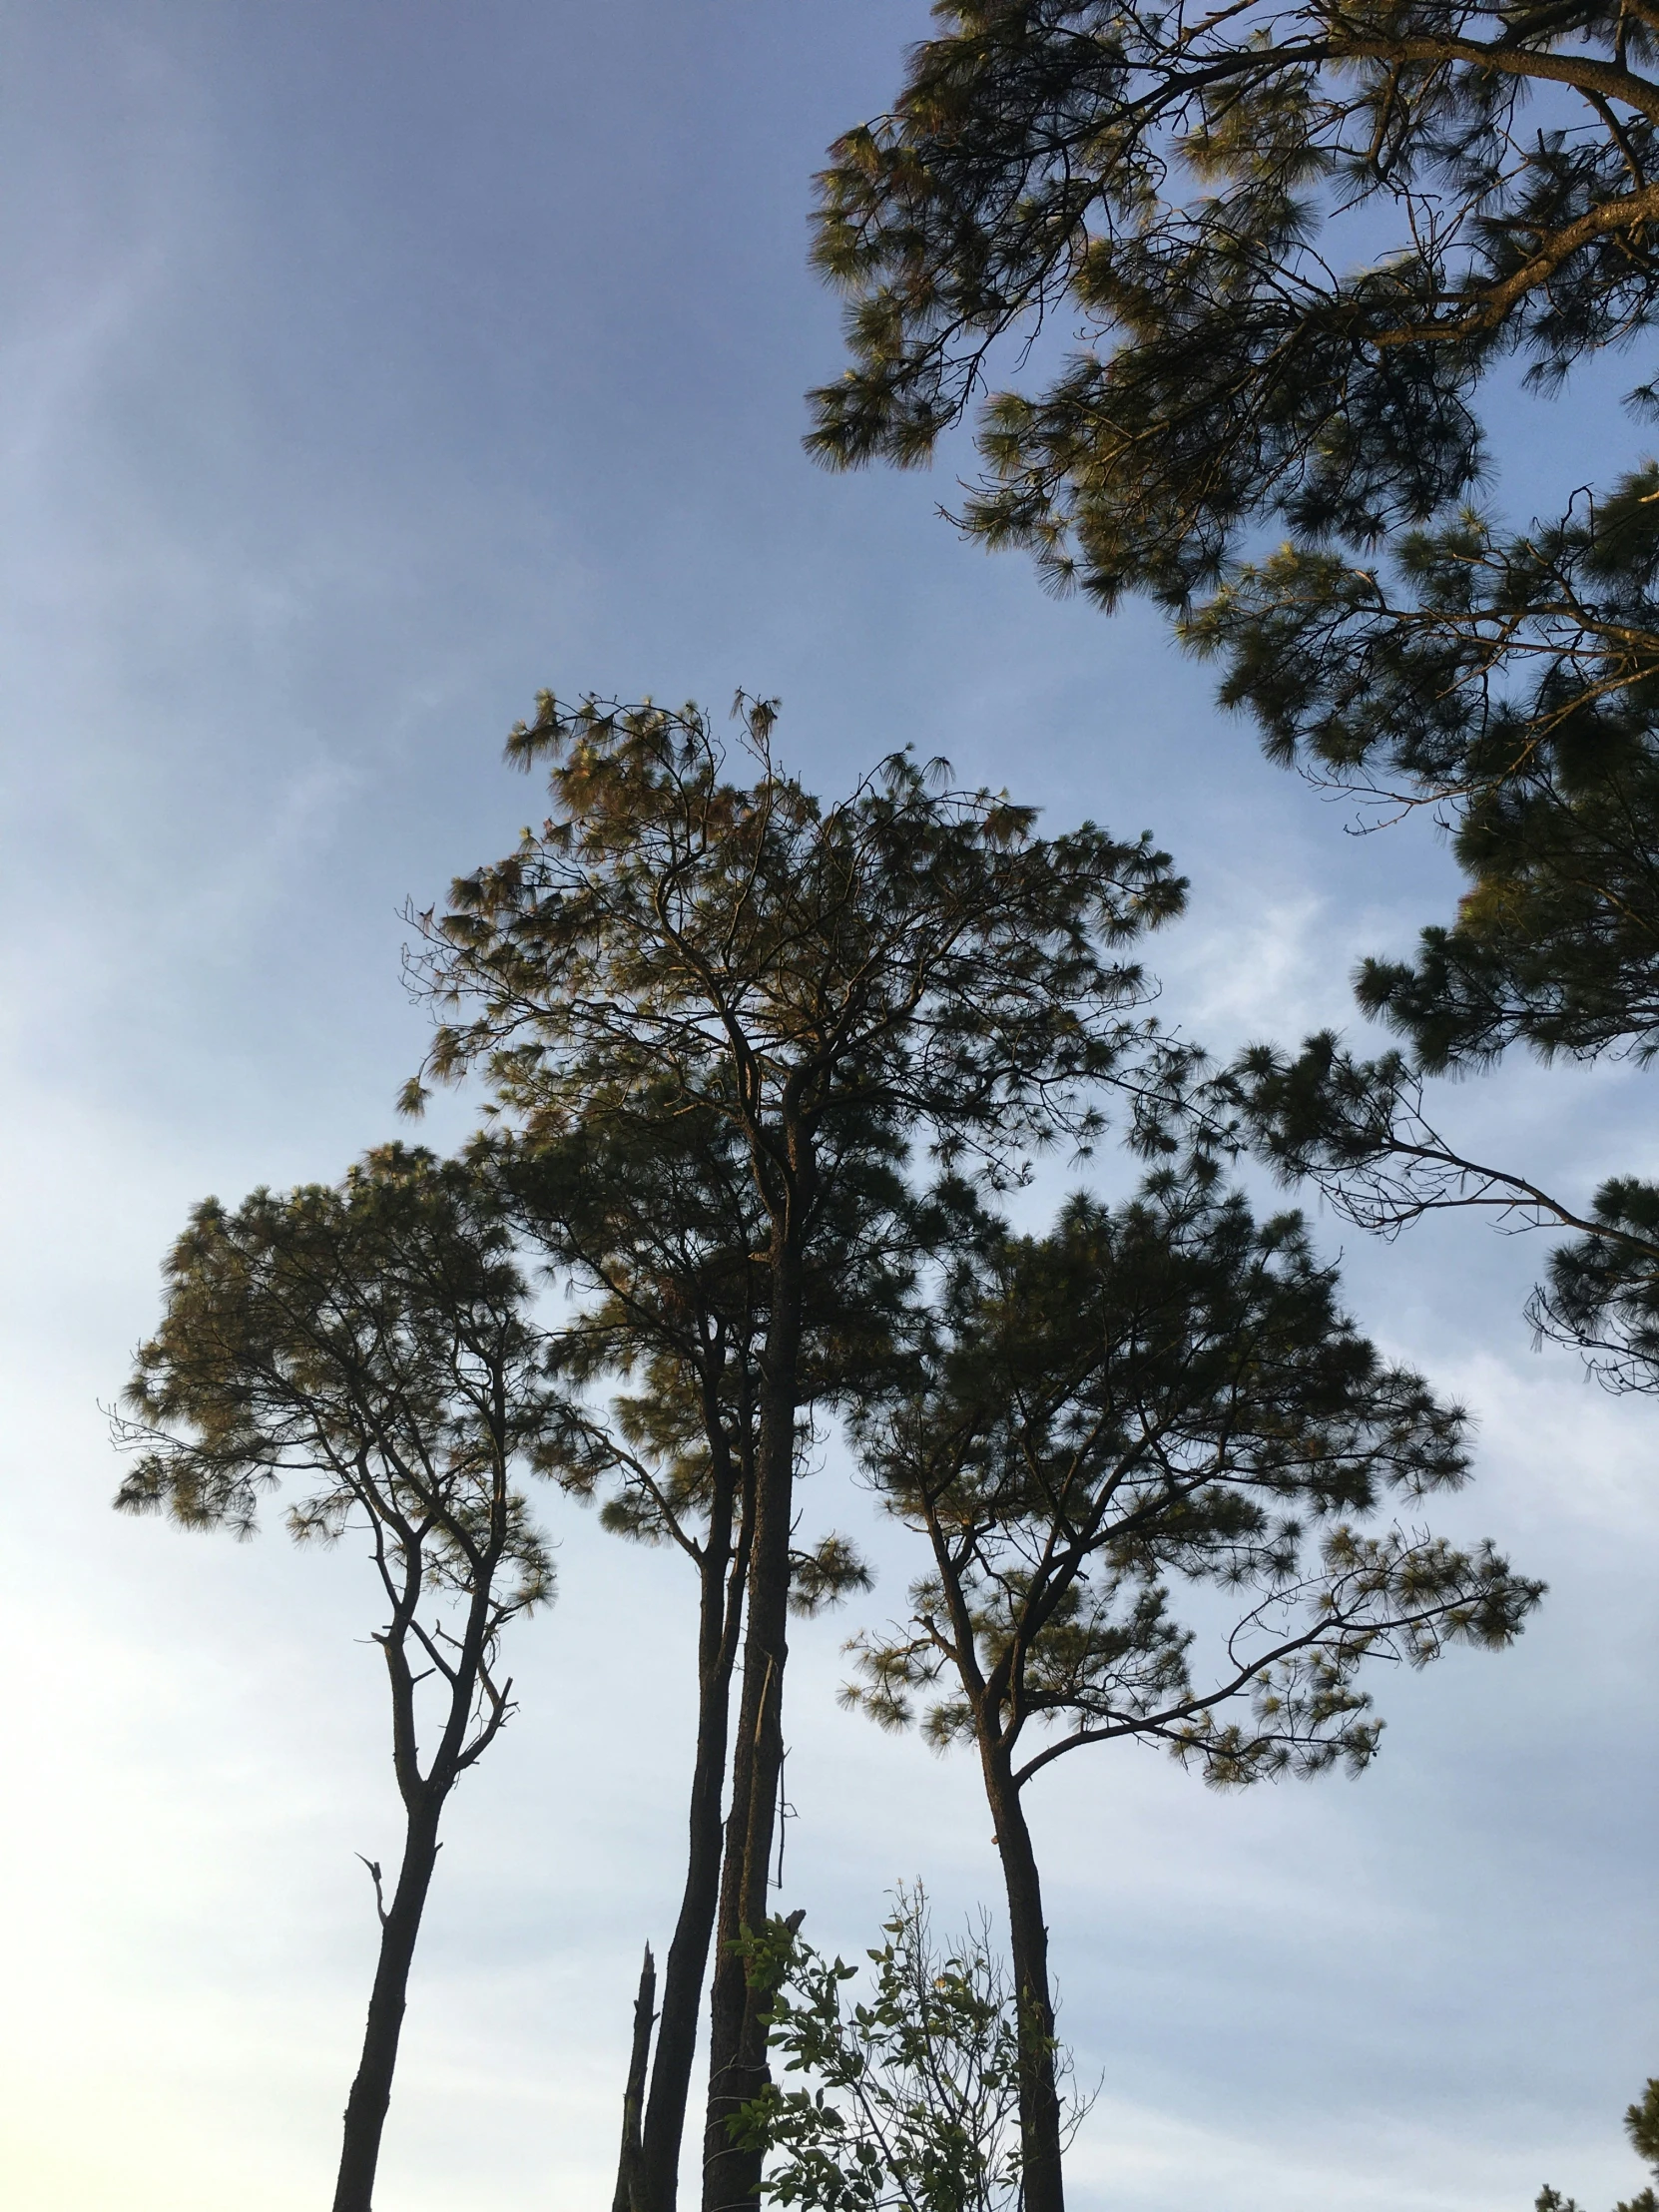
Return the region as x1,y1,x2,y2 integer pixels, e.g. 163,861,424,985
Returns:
482,1097,891,2212
403,689,1189,2212
848,1162,1540,2212
115,1147,557,2212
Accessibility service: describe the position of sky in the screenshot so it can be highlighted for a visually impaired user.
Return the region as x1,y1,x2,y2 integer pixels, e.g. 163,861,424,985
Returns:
0,4,1654,2209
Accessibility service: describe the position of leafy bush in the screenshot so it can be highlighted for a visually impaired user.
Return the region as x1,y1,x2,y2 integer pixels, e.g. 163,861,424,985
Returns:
732,1889,1086,2212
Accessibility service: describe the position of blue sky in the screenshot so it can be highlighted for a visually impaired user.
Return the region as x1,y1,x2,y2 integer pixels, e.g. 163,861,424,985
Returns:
1,6,1654,2208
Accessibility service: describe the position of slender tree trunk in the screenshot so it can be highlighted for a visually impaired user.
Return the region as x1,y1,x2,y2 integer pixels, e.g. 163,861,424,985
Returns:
615,1944,658,2212
979,1755,1064,2212
700,1611,786,2212
702,1246,804,2212
637,1507,749,2212
332,1789,447,2212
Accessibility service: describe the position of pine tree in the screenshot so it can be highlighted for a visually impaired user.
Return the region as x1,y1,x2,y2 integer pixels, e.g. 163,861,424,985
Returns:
847,1161,1540,2212
402,688,1190,2212
810,2,1659,1376
114,1146,557,2212
810,1,1659,638
494,1104,770,2212
483,1100,887,2212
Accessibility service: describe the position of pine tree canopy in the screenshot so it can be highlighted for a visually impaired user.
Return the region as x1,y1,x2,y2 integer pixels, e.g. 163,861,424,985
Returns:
812,1,1659,593
117,1142,557,1782
407,682,1194,1613
812,5,1659,1400
404,691,1189,1175
847,1161,1539,1786
481,1107,883,1606
811,0,1659,1085
484,1104,774,1556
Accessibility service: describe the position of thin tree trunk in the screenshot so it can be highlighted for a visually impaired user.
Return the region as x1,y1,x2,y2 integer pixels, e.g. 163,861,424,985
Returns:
332,1790,446,2212
615,1944,658,2212
979,1756,1065,2212
700,1615,786,2212
702,1247,803,2212
639,1511,750,2212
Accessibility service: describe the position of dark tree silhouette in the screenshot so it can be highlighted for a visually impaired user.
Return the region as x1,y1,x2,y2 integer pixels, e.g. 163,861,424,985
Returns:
810,0,1659,1381
485,1103,884,2212
849,1163,1541,2212
115,1145,556,2212
1162,1028,1659,1394
403,690,1190,2212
